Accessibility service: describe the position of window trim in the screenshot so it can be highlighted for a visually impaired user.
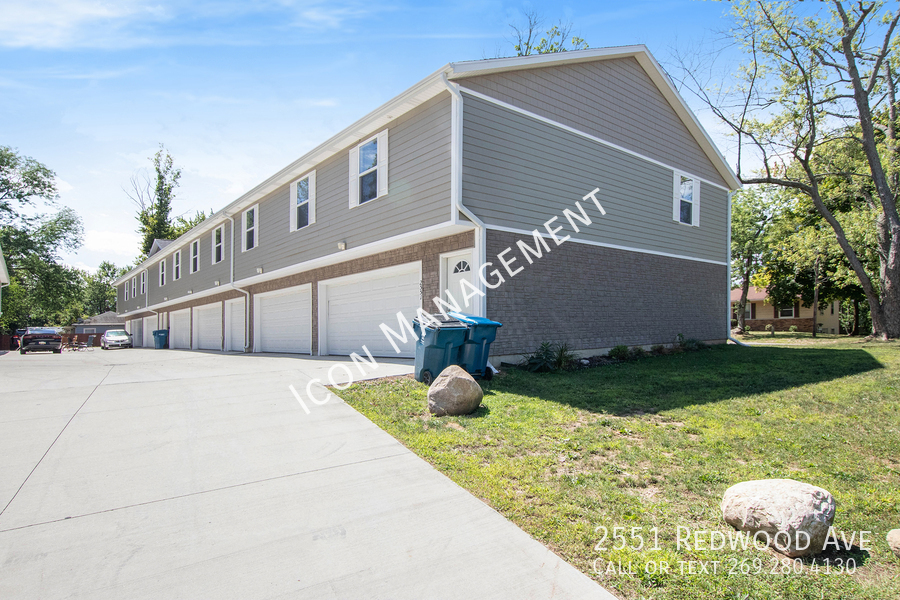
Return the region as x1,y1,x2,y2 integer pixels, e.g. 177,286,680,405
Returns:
242,205,258,252
159,259,167,287
174,250,182,281
124,282,129,301
190,240,200,274
131,277,136,299
778,304,797,318
289,171,316,232
349,130,389,208
140,271,146,295
212,225,224,265
673,171,700,227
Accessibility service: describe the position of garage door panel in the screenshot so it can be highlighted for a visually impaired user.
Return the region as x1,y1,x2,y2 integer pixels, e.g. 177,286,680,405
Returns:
324,266,420,357
226,299,245,352
195,304,222,351
143,316,155,348
256,287,311,354
171,310,191,349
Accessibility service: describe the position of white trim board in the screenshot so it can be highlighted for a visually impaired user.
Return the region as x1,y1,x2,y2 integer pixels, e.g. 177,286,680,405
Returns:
459,86,732,193
484,223,728,266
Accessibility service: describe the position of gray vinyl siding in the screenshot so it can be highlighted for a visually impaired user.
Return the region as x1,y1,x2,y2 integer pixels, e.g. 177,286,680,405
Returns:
462,93,729,264
458,57,728,188
116,92,452,315
233,92,451,281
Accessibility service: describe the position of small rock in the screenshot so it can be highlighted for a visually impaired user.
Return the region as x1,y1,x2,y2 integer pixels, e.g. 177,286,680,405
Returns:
721,479,836,557
580,359,590,366
427,365,483,417
888,529,900,558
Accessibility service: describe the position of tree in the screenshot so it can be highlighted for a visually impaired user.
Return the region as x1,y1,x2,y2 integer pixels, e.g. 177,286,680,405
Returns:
171,209,211,239
82,261,125,316
128,144,182,256
675,1,900,339
731,186,784,332
508,10,588,56
0,145,57,226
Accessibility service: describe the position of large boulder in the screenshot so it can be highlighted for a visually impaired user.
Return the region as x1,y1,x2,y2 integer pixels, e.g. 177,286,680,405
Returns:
427,365,483,416
721,479,836,557
888,529,900,558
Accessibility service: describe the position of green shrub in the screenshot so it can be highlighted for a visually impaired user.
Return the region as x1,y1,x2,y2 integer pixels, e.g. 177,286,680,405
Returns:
629,346,648,359
522,342,577,373
789,325,798,333
650,344,666,355
678,337,708,351
608,345,630,361
765,323,775,336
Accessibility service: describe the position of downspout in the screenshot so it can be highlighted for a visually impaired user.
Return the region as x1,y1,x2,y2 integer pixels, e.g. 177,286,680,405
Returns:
441,72,487,318
226,215,252,352
725,190,748,347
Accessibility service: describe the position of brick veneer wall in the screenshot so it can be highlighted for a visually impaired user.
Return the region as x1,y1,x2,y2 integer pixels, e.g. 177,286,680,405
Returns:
128,232,475,353
742,318,814,333
485,230,727,356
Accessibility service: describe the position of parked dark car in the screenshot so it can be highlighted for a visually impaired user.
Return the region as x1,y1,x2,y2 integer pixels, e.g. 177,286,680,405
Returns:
100,329,133,350
19,327,62,354
10,328,26,350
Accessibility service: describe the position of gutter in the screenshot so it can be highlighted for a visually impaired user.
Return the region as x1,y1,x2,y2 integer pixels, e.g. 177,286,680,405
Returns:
441,73,487,318
226,215,251,352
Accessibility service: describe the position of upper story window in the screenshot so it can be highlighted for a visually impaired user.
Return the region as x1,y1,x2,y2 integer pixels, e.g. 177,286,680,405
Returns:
212,226,224,264
131,277,136,299
349,130,388,208
140,272,146,295
174,250,182,280
290,171,316,232
190,240,200,273
159,259,167,287
243,206,258,251
673,172,700,227
124,282,129,301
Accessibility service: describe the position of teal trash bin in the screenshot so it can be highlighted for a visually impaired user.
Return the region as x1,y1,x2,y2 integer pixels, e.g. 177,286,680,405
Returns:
448,312,502,380
413,314,469,385
152,329,168,349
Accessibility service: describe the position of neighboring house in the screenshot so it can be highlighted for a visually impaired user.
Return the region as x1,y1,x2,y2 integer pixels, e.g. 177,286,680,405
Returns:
0,242,9,319
730,287,841,334
74,311,126,335
114,45,740,359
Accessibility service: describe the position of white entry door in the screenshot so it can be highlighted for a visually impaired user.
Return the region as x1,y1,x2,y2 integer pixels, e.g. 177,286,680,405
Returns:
132,318,144,348
320,263,421,357
143,316,156,348
193,303,222,351
441,249,475,311
170,309,191,349
225,298,245,352
254,285,312,353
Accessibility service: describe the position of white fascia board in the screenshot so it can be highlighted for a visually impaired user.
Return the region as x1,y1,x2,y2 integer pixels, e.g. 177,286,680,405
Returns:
115,66,454,286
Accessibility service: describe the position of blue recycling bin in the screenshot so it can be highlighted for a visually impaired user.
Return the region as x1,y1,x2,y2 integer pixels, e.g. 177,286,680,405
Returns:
152,329,169,349
413,315,469,385
448,312,502,380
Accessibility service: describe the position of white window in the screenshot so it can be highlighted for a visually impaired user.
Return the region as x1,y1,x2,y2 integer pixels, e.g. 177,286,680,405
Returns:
84,328,96,334
131,277,136,298
124,282,129,301
349,130,388,208
140,271,146,295
159,259,167,287
174,251,182,280
212,226,224,264
243,205,258,251
290,171,316,231
673,172,700,226
190,240,200,273
779,304,797,318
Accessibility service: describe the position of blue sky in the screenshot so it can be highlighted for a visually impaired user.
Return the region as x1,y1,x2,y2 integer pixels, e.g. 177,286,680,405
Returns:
0,0,792,271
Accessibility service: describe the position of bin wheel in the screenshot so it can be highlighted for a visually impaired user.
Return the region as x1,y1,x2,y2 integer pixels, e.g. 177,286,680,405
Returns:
421,370,434,386
483,368,494,381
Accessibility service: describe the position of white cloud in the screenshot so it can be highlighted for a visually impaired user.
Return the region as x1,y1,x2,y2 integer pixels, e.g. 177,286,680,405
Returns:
83,229,142,257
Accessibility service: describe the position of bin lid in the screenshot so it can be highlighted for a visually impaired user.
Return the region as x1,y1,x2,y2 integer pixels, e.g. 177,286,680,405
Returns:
447,312,502,327
413,314,468,329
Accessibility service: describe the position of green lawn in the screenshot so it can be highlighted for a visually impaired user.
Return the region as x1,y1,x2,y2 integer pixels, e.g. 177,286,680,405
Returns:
338,339,900,600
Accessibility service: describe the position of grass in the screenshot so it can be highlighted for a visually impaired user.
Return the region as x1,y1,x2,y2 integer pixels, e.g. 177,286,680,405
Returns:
338,338,900,600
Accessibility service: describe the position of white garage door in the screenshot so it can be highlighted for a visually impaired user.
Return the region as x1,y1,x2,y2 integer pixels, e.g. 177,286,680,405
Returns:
225,298,245,352
131,319,144,348
193,303,222,351
170,309,191,349
255,285,311,354
143,316,156,348
322,263,421,357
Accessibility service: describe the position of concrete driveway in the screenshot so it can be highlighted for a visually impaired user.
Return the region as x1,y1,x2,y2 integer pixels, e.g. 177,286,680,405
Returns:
0,348,614,599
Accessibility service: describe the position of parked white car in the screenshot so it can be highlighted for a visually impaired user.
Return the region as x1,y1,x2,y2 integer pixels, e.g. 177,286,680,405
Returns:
100,329,133,349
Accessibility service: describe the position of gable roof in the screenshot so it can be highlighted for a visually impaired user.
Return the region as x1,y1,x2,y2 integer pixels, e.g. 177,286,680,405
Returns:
730,287,770,303
148,239,174,257
116,46,739,285
77,311,125,325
